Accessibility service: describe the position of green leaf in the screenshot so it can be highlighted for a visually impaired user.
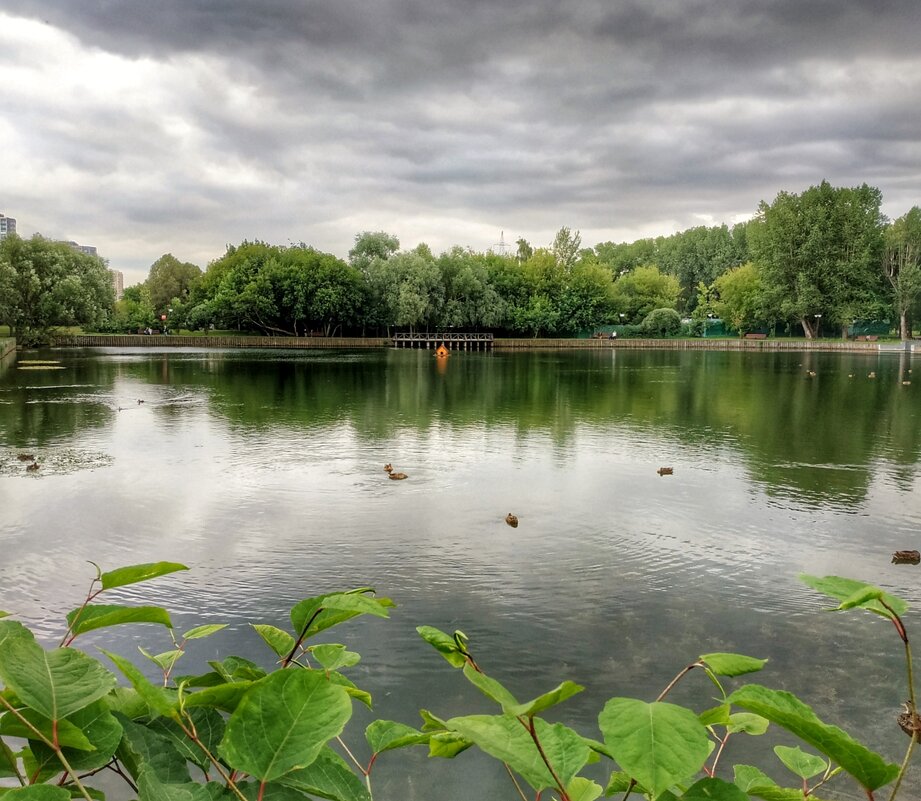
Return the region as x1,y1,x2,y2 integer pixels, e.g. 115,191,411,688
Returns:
0,738,19,778
219,669,352,782
799,575,908,618
208,656,266,683
447,714,590,791
100,562,188,591
326,672,372,709
290,591,392,641
0,612,8,619
139,647,184,671
0,619,35,654
278,746,372,801
461,664,519,709
105,686,150,719
699,653,768,677
681,777,749,800
837,587,883,611
182,624,227,640
0,639,115,722
428,730,473,758
136,770,222,801
415,626,467,668
149,708,225,772
727,713,770,735
66,605,173,636
308,644,361,672
733,765,818,801
29,700,123,773
252,625,296,658
598,698,710,799
364,720,429,754
773,745,827,780
604,772,652,797
566,777,603,801
0,708,95,750
728,684,899,790
182,681,254,713
698,705,731,727
115,714,191,784
419,708,449,731
0,787,71,801
507,680,584,718
101,649,177,719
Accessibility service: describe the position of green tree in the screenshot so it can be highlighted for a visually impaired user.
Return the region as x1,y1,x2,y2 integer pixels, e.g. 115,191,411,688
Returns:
0,234,114,344
550,226,582,271
884,207,921,340
110,284,157,332
749,181,887,338
349,231,400,272
144,254,202,316
609,265,680,323
711,262,764,335
515,237,533,262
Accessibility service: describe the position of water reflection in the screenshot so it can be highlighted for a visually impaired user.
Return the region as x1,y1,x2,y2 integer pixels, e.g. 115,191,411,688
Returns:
0,346,918,799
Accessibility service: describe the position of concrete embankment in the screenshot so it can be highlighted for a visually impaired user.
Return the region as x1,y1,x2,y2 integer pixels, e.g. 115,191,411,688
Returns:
48,333,918,353
0,338,15,359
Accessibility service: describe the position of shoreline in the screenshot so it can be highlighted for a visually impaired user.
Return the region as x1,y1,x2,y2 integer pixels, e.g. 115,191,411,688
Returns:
45,333,919,353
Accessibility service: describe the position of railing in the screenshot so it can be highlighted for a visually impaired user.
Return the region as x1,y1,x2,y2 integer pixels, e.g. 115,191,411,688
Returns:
392,332,494,350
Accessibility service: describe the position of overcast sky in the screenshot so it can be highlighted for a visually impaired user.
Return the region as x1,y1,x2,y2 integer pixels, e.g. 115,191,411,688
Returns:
2,1,920,285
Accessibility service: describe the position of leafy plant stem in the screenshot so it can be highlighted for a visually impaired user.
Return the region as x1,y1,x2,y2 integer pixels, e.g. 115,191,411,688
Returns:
619,778,637,801
504,761,528,801
282,607,326,667
60,564,103,647
707,731,731,776
522,716,570,801
178,719,248,801
655,660,703,702
51,745,95,801
335,735,366,774
886,731,917,801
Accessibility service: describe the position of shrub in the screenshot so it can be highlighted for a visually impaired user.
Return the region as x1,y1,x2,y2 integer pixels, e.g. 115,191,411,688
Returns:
642,307,682,337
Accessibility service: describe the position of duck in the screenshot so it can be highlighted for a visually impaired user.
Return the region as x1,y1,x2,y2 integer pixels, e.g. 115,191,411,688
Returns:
26,461,40,472
505,513,519,528
657,467,674,476
137,399,144,404
384,463,393,473
891,550,921,565
388,471,408,480
17,453,35,461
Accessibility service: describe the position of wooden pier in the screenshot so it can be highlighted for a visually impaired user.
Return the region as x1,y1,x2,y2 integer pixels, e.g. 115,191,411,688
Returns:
392,332,494,351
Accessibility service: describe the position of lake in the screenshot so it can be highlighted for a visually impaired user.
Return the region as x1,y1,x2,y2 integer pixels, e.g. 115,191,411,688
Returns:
1,346,919,799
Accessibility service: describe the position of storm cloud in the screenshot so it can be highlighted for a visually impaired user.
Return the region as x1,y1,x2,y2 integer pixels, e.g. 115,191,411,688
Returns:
2,0,919,283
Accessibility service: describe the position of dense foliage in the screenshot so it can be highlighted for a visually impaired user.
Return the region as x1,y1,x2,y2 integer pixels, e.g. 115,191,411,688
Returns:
0,562,916,801
5,182,921,340
0,235,114,345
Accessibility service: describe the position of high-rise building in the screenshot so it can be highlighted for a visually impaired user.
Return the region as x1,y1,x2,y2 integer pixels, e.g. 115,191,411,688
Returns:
109,269,124,300
66,240,98,257
0,214,16,239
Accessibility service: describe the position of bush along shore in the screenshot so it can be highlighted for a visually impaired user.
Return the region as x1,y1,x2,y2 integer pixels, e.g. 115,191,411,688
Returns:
0,561,917,801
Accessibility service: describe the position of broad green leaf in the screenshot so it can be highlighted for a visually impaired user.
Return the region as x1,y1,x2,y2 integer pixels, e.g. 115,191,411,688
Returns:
219,669,352,782
252,625,296,658
727,712,769,735
698,705,731,727
182,624,227,640
733,764,777,792
290,591,392,641
799,575,908,618
699,653,768,677
115,714,191,784
66,605,173,636
837,587,883,611
136,769,221,801
415,626,467,668
100,562,188,591
64,787,106,801
0,787,71,801
101,649,177,719
0,708,94,749
728,684,898,790
507,680,584,718
105,686,150,719
149,707,225,772
774,745,826,780
0,738,18,778
238,782,303,801
566,777,603,801
461,664,519,709
279,746,372,801
173,671,225,688
0,620,35,654
447,714,589,791
365,720,430,754
308,644,361,672
598,698,710,799
18,746,61,786
681,777,749,800
182,681,255,713
29,700,123,773
327,672,372,708
139,647,184,671
733,765,818,801
0,638,115,722
428,730,472,758
604,773,653,797
208,656,266,683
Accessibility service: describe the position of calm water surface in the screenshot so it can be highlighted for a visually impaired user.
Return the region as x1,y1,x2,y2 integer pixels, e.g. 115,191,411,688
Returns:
1,346,919,799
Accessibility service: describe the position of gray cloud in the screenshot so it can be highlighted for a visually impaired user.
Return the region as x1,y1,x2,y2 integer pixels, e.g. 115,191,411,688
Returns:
2,0,919,284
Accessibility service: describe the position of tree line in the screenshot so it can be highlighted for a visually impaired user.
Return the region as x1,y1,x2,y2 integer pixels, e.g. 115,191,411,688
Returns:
2,181,919,343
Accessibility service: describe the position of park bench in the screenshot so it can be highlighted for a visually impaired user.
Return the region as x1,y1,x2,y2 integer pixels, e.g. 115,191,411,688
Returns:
855,335,879,342
744,333,767,340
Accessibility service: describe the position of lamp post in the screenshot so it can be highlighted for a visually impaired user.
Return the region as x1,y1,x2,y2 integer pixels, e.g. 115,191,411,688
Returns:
814,313,822,338
706,313,714,338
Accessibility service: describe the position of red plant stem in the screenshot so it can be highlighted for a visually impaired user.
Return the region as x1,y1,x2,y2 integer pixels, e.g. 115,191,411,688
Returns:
523,717,570,801
656,661,703,702
257,780,266,801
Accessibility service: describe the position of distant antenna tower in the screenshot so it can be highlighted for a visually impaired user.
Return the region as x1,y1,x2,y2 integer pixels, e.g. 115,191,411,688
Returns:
493,230,509,256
